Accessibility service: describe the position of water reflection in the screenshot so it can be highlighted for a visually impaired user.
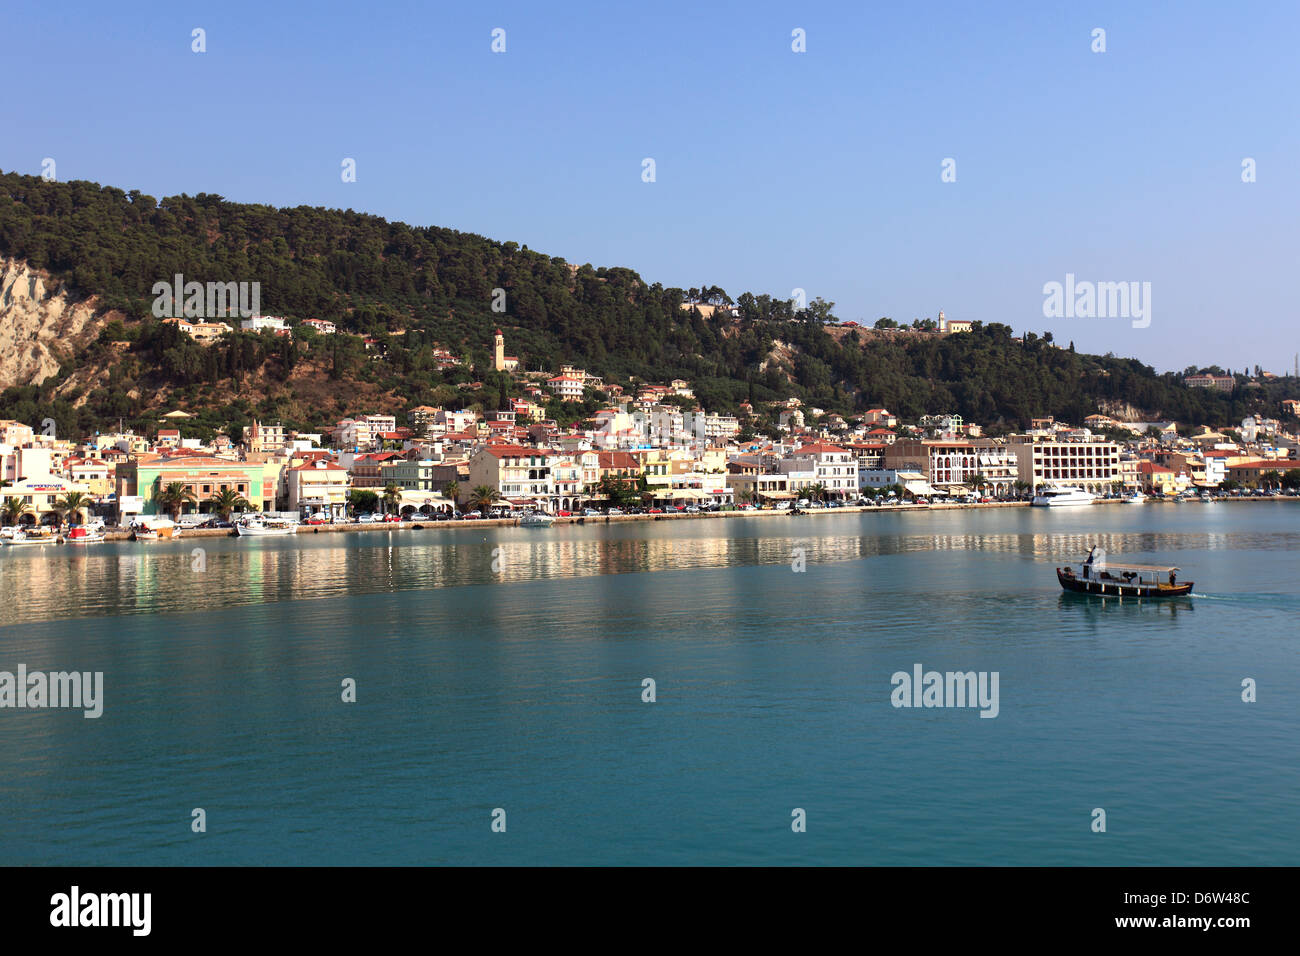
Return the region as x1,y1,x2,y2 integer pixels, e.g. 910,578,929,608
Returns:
2,518,1296,627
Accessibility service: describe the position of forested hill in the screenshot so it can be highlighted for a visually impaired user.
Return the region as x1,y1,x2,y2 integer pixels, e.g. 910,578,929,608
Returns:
0,170,1292,439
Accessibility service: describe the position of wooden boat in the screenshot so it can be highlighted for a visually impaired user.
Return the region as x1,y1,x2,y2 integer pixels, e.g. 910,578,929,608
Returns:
67,525,106,544
518,512,556,527
0,527,58,546
1057,548,1192,597
131,517,179,540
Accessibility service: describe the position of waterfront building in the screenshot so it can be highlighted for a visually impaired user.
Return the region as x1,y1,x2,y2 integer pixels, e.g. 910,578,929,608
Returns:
786,442,859,499
1007,436,1121,493
883,440,1019,496
116,454,274,517
285,458,350,519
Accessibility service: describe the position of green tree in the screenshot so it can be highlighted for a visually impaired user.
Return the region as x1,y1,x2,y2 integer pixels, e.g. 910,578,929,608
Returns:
55,491,92,525
2,497,33,526
469,484,501,514
156,481,197,519
209,488,251,521
349,489,379,514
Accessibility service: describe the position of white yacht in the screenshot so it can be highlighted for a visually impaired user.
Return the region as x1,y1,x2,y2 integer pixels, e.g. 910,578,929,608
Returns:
1031,486,1097,507
235,515,299,536
518,512,556,527
1123,492,1146,504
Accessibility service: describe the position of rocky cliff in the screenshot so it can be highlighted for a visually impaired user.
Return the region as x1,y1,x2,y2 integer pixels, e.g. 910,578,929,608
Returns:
0,257,103,389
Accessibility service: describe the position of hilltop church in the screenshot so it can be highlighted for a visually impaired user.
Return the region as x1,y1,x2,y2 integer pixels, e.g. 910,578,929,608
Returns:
493,329,519,372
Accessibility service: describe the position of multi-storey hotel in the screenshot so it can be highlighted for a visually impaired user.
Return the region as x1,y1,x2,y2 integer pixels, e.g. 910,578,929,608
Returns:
1007,436,1121,493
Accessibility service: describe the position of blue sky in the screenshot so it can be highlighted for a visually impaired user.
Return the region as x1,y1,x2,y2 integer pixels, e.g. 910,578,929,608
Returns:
4,0,1297,372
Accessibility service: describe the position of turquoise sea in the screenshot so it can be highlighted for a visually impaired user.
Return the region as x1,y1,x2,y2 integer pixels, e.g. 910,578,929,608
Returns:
1,504,1296,865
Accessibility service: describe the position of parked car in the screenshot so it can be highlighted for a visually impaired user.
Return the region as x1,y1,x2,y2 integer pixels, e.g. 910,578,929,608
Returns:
684,505,700,514
648,507,664,514
582,508,601,516
306,515,330,526
556,510,572,517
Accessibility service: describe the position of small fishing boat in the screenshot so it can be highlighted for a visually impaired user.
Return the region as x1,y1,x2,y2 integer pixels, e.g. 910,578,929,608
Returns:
0,526,58,546
1032,486,1097,507
66,525,107,544
1057,547,1192,597
132,517,179,540
519,512,556,527
1122,492,1146,504
235,515,298,536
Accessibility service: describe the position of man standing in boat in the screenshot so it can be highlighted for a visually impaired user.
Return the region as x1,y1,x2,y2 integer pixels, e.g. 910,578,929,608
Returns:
1082,545,1102,580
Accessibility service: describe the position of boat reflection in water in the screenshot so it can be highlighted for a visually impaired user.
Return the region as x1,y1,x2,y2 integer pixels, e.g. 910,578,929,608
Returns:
1058,590,1193,620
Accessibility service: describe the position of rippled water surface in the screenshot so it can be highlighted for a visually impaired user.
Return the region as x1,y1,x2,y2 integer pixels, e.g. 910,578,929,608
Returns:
1,504,1296,864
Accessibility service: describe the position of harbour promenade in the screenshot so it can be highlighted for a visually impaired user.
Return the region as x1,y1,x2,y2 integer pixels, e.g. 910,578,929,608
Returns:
86,494,1296,541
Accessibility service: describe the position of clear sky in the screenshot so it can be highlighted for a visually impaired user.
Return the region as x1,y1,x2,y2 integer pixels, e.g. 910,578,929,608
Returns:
4,0,1297,372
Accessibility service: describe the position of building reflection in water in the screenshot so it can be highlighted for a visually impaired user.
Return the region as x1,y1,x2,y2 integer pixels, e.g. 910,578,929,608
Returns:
4,522,1289,627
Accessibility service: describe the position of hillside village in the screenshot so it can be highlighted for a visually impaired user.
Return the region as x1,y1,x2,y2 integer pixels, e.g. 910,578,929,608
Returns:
4,321,1299,528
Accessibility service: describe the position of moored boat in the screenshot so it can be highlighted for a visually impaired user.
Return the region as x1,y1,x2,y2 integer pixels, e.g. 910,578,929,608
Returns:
235,515,298,536
0,527,58,546
1057,547,1192,597
518,512,556,527
67,525,106,544
132,517,179,540
1032,486,1097,507
1123,492,1146,504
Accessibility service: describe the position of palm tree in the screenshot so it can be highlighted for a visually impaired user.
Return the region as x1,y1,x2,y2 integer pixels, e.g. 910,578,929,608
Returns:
210,488,251,522
381,483,401,515
806,482,827,502
469,485,501,515
1260,470,1282,492
2,497,32,527
967,473,988,496
155,481,197,520
444,481,460,513
55,491,92,526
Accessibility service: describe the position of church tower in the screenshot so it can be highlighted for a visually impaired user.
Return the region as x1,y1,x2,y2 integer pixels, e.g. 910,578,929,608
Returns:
494,329,505,372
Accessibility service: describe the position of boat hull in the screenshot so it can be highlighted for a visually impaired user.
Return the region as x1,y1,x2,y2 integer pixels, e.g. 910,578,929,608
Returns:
236,525,297,536
1057,569,1192,597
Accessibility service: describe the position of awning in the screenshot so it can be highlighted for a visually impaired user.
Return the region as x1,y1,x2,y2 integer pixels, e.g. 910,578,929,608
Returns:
759,491,796,500
659,488,706,499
